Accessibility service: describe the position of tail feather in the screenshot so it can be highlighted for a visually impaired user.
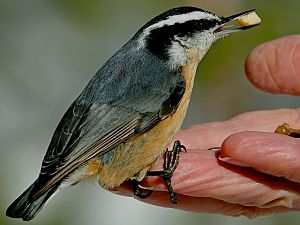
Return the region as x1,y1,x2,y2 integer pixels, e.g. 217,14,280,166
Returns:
6,180,57,221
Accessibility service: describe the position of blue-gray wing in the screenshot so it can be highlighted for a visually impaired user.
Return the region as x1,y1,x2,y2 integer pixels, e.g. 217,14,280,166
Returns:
34,48,186,198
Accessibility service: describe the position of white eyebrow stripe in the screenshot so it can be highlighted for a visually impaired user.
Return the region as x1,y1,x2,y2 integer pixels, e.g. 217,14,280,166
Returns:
137,11,219,48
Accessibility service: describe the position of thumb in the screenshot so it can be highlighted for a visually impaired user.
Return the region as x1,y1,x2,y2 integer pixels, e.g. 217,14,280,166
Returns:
245,35,300,95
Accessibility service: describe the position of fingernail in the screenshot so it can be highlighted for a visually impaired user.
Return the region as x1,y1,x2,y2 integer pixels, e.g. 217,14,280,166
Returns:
218,156,251,167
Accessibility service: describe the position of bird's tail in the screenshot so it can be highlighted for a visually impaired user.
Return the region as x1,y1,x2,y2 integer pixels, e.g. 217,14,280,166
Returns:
6,180,57,221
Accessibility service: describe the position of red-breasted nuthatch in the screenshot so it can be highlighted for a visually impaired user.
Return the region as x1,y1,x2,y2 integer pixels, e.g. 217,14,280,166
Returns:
6,6,260,221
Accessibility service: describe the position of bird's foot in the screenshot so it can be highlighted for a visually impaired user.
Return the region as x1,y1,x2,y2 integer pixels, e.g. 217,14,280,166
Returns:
142,140,186,204
132,179,153,199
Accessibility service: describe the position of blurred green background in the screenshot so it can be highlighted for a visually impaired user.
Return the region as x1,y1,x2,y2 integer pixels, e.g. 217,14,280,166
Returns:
1,0,299,225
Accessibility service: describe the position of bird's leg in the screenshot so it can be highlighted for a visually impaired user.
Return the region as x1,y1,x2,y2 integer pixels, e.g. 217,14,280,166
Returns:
275,123,300,138
142,140,186,204
132,141,185,203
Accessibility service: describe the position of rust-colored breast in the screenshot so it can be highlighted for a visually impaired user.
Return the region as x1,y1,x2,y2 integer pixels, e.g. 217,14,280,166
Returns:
84,58,200,189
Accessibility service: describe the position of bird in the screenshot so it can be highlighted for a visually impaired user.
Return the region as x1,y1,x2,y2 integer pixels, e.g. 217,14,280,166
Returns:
6,6,260,221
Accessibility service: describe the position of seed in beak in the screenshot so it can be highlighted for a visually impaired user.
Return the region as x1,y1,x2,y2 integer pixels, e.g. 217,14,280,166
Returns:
236,12,261,26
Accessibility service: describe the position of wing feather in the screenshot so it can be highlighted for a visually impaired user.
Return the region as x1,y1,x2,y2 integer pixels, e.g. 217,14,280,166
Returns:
33,47,186,199
34,107,142,198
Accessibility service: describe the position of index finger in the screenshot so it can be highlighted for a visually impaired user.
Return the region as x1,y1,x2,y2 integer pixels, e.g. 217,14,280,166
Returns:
245,35,300,95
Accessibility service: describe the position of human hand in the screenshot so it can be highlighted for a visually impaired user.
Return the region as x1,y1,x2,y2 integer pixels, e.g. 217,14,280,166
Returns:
115,35,300,218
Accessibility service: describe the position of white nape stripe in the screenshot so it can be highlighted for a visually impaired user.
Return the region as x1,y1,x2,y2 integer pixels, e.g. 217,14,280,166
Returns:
138,11,219,48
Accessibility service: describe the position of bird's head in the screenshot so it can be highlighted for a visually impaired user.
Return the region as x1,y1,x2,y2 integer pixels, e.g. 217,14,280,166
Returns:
135,6,260,69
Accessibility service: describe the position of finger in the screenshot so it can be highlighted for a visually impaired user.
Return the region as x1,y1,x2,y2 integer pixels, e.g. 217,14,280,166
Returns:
114,188,296,218
136,193,296,218
115,150,300,211
221,131,300,183
174,108,300,150
245,35,300,95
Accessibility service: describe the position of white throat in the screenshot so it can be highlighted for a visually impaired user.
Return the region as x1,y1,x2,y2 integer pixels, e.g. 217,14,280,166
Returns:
167,33,215,69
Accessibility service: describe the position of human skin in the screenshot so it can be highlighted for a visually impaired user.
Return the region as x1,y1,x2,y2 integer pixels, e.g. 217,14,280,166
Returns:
114,35,300,218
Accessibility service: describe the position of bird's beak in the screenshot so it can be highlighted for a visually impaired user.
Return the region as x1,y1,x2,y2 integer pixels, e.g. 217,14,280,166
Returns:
214,9,261,36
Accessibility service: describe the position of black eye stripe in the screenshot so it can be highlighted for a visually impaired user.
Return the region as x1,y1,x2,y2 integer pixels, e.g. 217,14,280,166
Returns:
156,19,220,36
145,19,220,59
